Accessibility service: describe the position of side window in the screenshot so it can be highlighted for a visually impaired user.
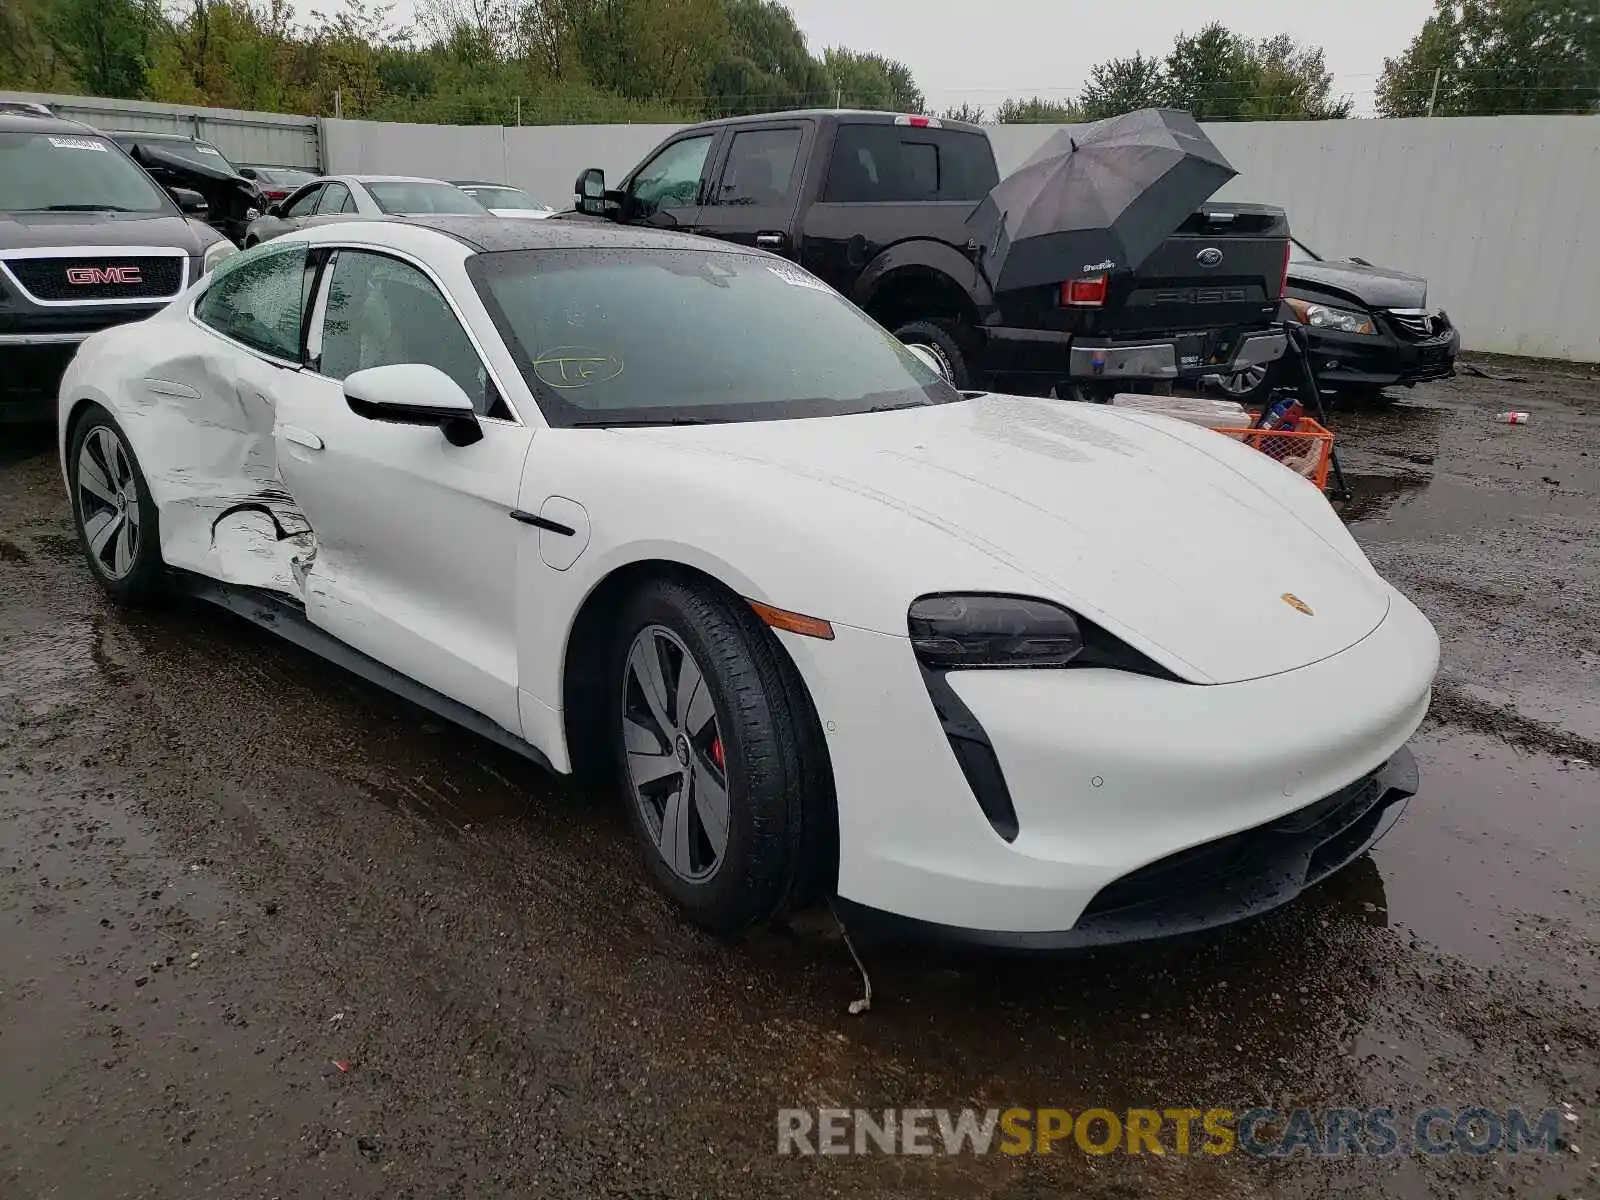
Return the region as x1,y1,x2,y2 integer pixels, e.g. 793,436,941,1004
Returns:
823,126,998,203
315,250,500,417
194,245,311,360
316,183,354,215
628,135,714,218
713,128,803,207
283,185,324,217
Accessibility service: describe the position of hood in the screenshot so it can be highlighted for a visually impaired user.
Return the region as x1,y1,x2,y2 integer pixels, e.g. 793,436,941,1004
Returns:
1290,258,1427,309
0,209,212,255
622,396,1391,685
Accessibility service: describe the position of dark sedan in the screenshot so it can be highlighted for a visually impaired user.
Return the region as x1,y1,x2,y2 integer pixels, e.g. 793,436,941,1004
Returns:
1217,237,1460,402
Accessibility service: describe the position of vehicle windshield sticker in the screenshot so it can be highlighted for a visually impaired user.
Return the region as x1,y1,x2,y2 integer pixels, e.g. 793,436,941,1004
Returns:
767,264,831,293
47,136,108,152
196,145,223,156
531,347,624,389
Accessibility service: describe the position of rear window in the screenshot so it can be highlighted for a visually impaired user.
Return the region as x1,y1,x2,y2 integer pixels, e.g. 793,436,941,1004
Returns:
823,125,998,203
366,182,486,215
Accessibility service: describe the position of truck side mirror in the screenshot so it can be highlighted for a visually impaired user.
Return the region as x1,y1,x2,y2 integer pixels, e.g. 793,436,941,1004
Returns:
575,168,606,216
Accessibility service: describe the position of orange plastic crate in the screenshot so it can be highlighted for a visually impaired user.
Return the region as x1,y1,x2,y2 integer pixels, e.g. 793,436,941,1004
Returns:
1213,417,1335,491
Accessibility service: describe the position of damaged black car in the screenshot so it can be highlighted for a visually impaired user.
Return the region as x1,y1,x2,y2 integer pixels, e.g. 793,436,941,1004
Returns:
1216,236,1460,402
106,130,264,245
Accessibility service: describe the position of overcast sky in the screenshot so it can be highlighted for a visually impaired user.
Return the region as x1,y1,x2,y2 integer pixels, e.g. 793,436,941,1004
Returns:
355,0,1434,117
783,0,1436,117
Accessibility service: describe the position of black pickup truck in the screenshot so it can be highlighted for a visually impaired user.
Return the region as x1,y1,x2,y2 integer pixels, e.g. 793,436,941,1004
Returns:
571,110,1290,397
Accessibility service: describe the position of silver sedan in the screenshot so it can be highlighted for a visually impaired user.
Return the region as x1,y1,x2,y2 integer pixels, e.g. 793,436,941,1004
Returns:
242,174,489,246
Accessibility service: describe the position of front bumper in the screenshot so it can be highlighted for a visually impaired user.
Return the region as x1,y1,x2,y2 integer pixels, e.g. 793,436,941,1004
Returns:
1302,323,1460,388
0,332,91,423
781,586,1437,944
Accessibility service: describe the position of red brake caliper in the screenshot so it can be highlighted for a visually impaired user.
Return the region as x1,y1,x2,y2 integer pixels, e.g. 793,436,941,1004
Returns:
710,736,725,770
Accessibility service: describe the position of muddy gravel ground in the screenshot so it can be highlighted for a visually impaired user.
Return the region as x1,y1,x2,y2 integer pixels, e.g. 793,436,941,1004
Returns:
1,364,1596,1199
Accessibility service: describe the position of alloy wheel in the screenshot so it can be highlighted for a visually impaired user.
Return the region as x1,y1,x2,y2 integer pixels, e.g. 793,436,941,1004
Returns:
1218,364,1268,398
76,425,142,581
621,625,730,883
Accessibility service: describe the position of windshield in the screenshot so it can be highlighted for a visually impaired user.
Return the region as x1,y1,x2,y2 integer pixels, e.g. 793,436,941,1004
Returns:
469,247,960,426
0,131,171,213
366,181,486,215
460,185,548,211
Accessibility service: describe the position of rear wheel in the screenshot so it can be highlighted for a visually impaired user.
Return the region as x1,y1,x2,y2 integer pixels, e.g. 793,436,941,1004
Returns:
892,320,971,389
68,408,167,603
608,578,826,933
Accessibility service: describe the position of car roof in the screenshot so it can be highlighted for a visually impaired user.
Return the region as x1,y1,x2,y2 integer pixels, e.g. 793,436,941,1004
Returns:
105,129,214,143
451,180,522,188
345,174,459,185
0,106,99,136
307,215,753,256
682,108,987,135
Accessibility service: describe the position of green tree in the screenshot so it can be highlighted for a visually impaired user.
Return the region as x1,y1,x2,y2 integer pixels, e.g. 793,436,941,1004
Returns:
993,95,1081,123
1245,34,1352,119
1378,0,1598,116
1077,51,1165,119
1162,22,1255,120
41,0,160,97
822,46,923,112
939,101,986,123
704,0,830,114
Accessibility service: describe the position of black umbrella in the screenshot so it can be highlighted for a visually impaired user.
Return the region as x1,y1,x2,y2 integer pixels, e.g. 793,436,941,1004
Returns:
968,108,1237,295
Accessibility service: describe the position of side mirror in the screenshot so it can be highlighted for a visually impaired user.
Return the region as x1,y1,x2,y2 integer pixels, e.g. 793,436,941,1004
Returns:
343,363,483,447
169,187,209,216
237,167,259,180
905,343,951,381
574,167,607,216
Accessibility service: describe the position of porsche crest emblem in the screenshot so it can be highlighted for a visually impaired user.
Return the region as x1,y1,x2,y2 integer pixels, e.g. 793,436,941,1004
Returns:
1281,593,1314,616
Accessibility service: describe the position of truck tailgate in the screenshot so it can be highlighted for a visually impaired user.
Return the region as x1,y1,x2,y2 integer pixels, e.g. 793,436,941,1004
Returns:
1101,204,1288,339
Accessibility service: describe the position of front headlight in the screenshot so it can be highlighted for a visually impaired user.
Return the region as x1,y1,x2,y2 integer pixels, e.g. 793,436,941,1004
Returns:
202,239,238,275
1285,297,1374,335
907,594,1179,677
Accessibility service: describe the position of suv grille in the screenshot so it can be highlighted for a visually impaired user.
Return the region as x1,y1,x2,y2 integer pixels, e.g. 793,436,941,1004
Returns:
1387,310,1448,341
2,255,184,302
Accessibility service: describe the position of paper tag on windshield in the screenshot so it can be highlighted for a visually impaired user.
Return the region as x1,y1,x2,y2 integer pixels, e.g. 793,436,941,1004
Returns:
48,136,107,152
767,264,831,293
196,145,222,156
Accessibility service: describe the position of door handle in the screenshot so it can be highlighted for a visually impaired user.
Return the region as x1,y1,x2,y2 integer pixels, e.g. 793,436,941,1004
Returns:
510,510,575,536
755,233,785,248
281,424,324,451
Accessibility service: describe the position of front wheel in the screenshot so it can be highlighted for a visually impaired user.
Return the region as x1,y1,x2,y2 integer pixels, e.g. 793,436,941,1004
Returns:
608,578,825,933
68,408,167,603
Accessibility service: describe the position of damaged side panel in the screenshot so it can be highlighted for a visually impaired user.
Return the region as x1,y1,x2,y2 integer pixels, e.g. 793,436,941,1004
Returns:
120,333,315,600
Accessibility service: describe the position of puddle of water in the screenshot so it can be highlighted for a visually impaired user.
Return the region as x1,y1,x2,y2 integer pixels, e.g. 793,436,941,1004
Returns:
1372,728,1596,980
1341,472,1592,543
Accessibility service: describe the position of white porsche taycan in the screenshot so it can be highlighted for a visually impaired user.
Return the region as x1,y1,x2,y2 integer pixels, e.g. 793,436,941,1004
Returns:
57,218,1439,947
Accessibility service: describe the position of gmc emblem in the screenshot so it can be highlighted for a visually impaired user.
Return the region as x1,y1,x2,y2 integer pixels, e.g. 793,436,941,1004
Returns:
66,265,142,285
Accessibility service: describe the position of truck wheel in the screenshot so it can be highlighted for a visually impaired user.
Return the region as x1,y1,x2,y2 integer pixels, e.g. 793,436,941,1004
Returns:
893,321,971,389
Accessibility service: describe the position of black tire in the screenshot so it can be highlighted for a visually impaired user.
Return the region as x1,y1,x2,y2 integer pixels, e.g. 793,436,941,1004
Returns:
68,407,168,604
607,577,827,934
892,319,972,389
